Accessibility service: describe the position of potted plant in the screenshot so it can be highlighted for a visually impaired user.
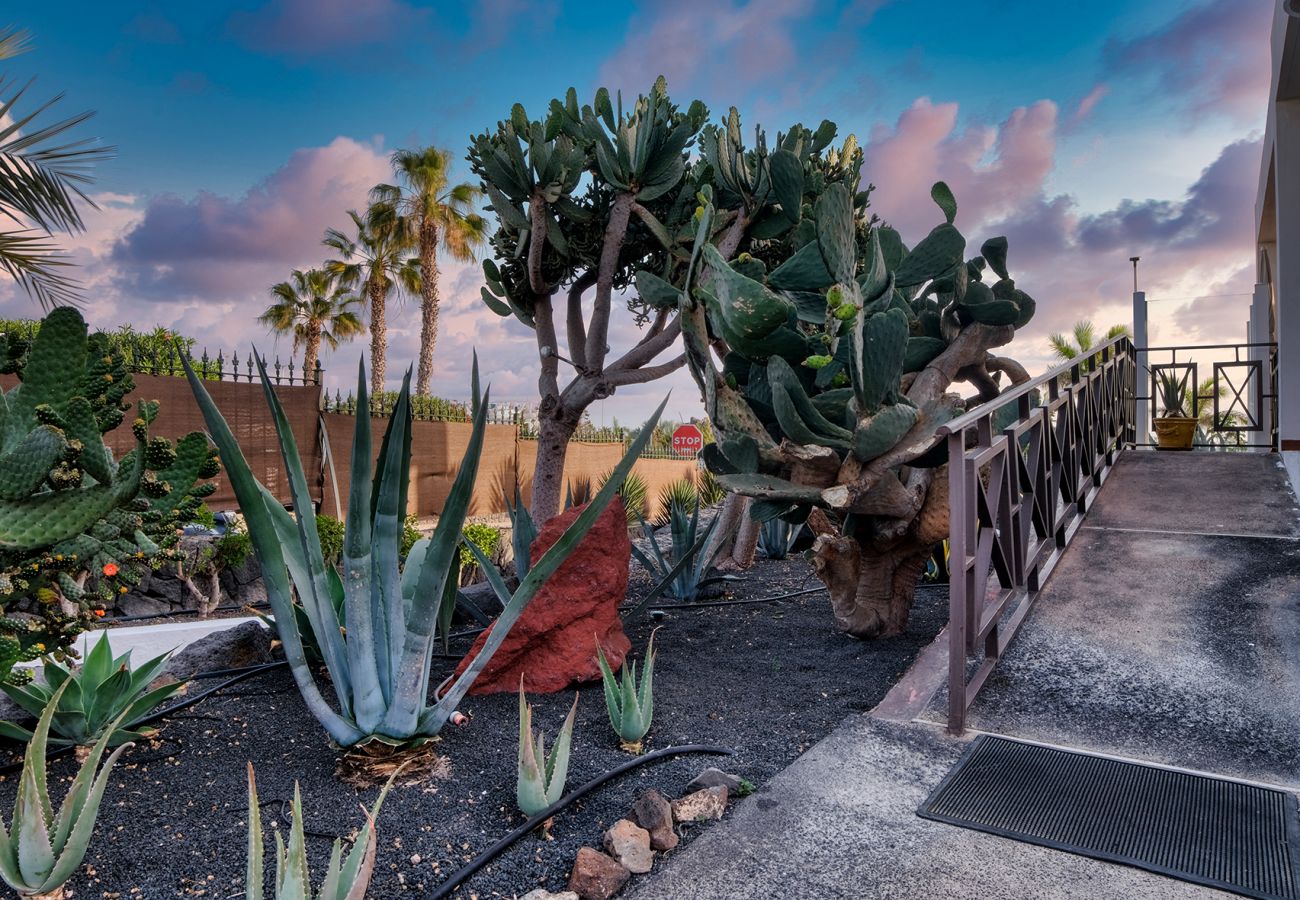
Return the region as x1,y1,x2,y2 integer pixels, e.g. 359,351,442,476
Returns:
1153,369,1197,450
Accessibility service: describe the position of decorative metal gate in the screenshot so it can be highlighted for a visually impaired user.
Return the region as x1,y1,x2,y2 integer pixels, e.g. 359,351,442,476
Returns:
1140,342,1278,450
941,335,1136,733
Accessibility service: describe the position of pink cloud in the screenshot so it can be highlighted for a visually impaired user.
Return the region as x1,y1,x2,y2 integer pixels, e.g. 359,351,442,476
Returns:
111,136,391,302
1103,1,1272,123
227,0,427,56
597,0,817,97
1070,83,1108,126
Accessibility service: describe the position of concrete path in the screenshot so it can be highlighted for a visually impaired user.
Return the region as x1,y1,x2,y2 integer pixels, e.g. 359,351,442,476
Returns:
629,452,1300,899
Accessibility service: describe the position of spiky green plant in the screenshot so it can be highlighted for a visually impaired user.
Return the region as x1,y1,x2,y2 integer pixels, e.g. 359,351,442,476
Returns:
653,477,698,526
632,498,731,602
245,762,396,900
696,467,726,508
516,683,577,817
1156,369,1190,418
0,680,130,899
183,350,665,749
503,485,537,580
758,517,799,560
596,633,656,753
598,468,648,525
0,635,184,748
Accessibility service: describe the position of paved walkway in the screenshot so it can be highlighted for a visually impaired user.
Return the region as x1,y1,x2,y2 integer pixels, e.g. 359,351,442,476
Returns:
629,452,1300,899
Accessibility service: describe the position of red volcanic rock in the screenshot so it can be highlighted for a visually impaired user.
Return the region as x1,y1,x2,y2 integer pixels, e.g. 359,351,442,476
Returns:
452,498,631,694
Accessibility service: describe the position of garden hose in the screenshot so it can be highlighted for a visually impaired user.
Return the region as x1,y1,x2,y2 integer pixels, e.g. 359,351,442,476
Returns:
428,743,735,900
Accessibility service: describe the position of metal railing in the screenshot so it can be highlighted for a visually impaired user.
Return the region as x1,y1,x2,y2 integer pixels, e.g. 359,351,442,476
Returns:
941,334,1135,733
1136,342,1277,450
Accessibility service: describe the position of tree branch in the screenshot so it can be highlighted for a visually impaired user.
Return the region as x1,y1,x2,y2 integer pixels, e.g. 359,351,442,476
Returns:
527,193,550,295
533,296,561,404
608,316,682,374
566,271,596,371
606,354,686,386
584,192,635,372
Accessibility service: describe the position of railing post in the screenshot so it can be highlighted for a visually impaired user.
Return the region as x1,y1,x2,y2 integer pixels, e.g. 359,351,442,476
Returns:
1132,290,1148,445
947,427,968,735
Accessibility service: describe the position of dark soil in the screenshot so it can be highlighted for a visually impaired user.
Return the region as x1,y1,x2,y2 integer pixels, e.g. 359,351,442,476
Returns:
0,557,948,899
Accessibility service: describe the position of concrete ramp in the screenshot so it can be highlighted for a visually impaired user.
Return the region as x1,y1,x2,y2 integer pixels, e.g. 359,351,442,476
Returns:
631,452,1300,898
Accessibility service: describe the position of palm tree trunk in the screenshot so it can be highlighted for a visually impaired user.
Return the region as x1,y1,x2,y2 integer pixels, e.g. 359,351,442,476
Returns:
368,274,386,397
416,220,439,396
303,323,322,379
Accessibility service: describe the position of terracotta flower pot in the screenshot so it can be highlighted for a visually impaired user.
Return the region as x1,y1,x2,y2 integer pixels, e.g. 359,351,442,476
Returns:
1154,416,1197,450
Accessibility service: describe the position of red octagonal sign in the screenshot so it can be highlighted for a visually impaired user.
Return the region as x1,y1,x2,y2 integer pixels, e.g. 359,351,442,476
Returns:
671,423,703,455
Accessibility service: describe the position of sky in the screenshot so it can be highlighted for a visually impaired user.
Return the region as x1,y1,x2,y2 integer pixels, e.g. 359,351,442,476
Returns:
0,0,1276,426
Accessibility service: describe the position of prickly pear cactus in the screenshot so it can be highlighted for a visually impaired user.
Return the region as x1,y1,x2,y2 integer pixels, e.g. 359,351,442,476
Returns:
683,172,1035,639
0,308,219,682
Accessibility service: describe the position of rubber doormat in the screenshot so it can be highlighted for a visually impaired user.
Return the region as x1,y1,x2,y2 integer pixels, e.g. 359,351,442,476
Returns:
918,735,1300,899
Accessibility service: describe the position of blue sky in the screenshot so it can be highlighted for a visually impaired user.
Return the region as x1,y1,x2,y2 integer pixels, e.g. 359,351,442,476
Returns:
0,0,1274,423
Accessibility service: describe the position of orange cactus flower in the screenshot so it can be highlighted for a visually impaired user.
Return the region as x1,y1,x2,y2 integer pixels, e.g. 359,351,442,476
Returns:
93,609,106,617
102,562,119,577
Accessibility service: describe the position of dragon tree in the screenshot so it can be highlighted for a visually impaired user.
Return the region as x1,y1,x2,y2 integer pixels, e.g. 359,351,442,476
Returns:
470,79,845,522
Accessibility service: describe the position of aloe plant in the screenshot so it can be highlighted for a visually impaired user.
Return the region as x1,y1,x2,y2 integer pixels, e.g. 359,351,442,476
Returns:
0,681,131,899
596,633,656,753
0,635,184,748
632,497,731,602
183,351,665,749
516,683,577,817
245,762,395,900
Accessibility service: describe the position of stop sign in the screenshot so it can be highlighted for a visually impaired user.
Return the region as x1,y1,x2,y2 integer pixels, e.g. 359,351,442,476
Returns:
671,423,703,455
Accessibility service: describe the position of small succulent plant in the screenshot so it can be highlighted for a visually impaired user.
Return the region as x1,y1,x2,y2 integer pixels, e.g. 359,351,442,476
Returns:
503,485,537,581
596,632,656,753
632,497,731,602
0,681,131,899
0,635,184,749
245,762,396,900
516,682,578,818
758,517,800,560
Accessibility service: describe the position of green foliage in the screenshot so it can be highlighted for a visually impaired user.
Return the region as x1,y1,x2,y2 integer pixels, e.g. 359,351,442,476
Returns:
0,308,219,685
316,514,345,565
0,635,184,748
245,762,395,900
631,498,730,602
400,514,422,561
1156,369,1190,418
0,680,130,898
459,522,501,571
598,468,648,525
516,685,578,817
596,632,656,753
696,467,727,507
210,521,253,572
184,350,667,748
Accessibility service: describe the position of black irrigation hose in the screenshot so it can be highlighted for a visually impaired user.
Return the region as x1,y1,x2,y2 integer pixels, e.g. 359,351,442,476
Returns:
0,661,288,776
428,743,735,900
104,602,271,624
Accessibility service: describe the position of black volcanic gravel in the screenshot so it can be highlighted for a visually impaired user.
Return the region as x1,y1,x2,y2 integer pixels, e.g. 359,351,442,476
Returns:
0,557,947,899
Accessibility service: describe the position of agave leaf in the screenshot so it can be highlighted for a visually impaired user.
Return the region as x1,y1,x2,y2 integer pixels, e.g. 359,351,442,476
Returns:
181,352,364,747
370,370,415,701
332,771,394,900
545,693,579,804
433,397,668,726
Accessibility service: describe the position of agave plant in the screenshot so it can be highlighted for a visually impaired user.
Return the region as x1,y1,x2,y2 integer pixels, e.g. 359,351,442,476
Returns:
0,636,184,749
1156,369,1191,418
0,681,131,899
516,682,578,817
183,351,664,749
632,497,731,602
596,633,656,753
503,485,537,581
758,518,800,560
245,762,395,900
598,468,648,525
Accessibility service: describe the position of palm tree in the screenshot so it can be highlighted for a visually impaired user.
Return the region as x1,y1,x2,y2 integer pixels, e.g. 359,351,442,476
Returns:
1047,320,1130,361
323,205,420,395
0,27,113,307
370,147,487,395
258,268,364,378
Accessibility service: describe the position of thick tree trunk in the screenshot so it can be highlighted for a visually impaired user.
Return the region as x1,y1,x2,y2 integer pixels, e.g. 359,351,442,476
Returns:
368,276,386,397
530,413,578,523
303,323,321,380
416,222,439,396
810,468,949,639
